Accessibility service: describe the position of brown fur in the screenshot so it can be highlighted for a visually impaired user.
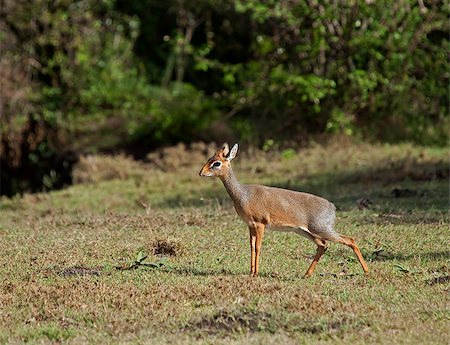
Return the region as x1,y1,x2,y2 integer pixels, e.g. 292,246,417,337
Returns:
200,144,369,277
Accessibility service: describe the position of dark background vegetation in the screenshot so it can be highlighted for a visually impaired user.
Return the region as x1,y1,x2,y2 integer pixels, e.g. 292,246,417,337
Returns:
0,0,448,196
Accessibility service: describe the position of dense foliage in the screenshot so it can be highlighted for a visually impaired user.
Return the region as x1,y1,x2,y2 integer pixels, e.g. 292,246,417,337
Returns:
1,0,448,195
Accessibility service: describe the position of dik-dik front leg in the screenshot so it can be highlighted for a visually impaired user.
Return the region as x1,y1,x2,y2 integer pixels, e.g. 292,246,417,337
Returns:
249,223,265,277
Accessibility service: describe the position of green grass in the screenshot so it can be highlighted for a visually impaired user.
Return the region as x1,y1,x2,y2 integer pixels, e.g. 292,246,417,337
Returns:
0,142,449,344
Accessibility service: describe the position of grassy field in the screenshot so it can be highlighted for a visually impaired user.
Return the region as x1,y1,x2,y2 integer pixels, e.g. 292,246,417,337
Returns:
0,141,449,344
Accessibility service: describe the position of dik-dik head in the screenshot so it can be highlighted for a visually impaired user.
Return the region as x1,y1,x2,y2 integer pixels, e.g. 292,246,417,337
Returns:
199,143,238,177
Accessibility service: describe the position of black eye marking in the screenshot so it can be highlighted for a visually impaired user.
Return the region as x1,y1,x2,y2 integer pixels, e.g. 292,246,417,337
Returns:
212,161,222,168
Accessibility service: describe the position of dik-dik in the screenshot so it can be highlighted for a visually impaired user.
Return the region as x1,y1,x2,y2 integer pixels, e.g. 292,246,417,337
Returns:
199,143,369,277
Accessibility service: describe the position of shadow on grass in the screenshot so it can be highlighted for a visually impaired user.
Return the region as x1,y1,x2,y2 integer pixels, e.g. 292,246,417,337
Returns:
154,159,449,223
148,265,371,281
154,189,232,210
156,265,245,277
272,159,449,213
369,250,450,262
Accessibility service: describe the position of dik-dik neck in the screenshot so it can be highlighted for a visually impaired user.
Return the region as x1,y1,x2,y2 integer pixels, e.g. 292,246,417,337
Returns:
220,166,246,204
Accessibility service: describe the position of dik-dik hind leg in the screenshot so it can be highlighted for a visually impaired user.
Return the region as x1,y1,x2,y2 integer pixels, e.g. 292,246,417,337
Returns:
338,234,369,274
303,238,328,278
249,223,265,277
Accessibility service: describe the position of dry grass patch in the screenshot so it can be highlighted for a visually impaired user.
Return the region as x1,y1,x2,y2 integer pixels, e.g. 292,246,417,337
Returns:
73,154,146,183
146,142,217,171
153,237,185,256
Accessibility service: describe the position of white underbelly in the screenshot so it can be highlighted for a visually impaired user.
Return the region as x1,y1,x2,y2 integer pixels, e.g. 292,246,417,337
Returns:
267,225,314,240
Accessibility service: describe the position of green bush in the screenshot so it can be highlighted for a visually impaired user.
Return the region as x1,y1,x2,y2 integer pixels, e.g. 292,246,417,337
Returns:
1,0,448,195
137,83,220,145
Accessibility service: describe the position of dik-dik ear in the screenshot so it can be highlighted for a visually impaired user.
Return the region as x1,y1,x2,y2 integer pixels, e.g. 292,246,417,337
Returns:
221,143,230,156
226,143,239,161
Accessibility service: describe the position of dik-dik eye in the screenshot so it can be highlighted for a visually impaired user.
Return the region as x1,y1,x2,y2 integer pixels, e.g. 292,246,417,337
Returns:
211,161,222,169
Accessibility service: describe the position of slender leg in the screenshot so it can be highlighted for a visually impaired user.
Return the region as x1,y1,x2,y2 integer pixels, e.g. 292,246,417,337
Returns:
249,226,257,276
338,235,369,274
254,223,265,276
303,239,327,278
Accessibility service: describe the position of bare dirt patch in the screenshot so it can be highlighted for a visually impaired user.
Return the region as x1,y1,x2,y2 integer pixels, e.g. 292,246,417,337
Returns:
188,309,357,336
189,309,274,334
427,276,450,285
57,266,102,277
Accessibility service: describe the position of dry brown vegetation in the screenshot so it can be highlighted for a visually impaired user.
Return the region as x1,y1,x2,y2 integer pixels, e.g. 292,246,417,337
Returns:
0,142,449,344
146,142,218,171
72,154,146,184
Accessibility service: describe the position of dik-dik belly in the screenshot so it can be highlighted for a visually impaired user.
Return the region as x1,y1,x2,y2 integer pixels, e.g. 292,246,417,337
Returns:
234,201,307,229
